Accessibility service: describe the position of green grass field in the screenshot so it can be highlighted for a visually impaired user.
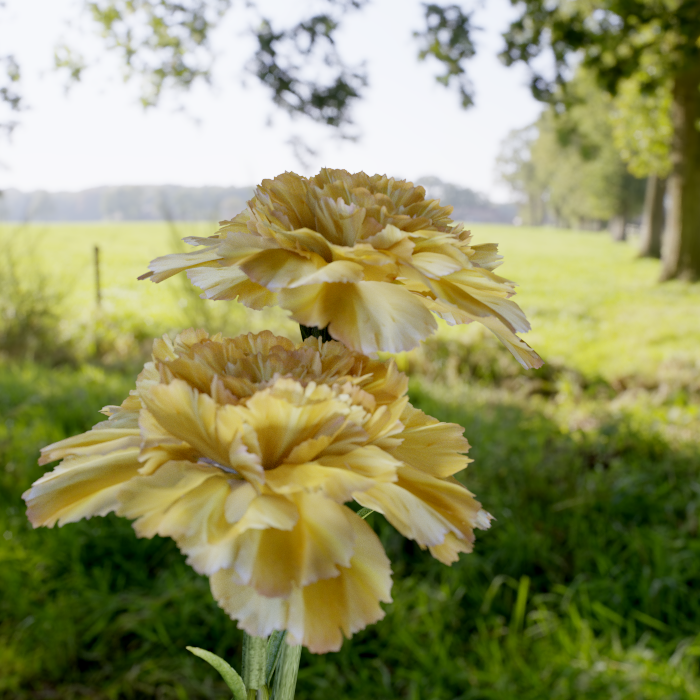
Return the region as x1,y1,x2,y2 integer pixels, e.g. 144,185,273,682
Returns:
1,222,699,699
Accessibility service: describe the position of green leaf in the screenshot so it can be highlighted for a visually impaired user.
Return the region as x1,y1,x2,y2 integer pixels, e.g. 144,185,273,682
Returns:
357,507,374,519
265,631,287,684
186,646,247,700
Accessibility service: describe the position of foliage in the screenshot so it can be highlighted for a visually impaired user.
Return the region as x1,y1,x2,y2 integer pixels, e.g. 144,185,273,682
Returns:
88,0,233,107
497,75,646,228
414,4,477,108
59,0,475,130
0,0,486,134
610,74,673,179
501,0,700,103
0,227,76,364
249,8,367,129
495,124,544,226
0,52,21,137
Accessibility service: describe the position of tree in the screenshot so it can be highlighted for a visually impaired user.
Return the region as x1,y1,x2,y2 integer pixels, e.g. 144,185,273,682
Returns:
497,73,646,231
610,71,672,258
501,0,700,279
496,124,546,225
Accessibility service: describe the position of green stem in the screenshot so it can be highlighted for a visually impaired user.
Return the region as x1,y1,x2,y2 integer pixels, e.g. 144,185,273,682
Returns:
299,324,333,343
242,633,268,699
271,643,302,700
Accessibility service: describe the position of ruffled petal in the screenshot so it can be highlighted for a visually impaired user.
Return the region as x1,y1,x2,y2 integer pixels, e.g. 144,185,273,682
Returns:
140,380,265,484
354,465,485,552
231,493,356,597
24,446,142,528
280,281,437,355
388,405,471,478
210,510,392,653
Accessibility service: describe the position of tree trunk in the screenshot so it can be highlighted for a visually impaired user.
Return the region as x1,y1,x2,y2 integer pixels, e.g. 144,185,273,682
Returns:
639,174,666,259
609,215,627,241
661,65,700,281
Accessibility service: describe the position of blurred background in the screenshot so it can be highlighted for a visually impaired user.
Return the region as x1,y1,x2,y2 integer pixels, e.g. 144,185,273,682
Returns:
1,1,699,698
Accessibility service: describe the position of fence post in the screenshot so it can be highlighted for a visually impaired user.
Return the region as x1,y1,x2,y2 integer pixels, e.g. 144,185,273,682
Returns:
94,245,102,307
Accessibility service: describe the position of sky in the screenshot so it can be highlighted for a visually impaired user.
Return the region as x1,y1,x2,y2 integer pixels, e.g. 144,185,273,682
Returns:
0,0,543,201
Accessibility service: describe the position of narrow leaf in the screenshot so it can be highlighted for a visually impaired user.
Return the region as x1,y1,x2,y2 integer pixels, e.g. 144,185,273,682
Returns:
271,643,302,700
266,631,287,684
357,507,374,519
186,646,247,700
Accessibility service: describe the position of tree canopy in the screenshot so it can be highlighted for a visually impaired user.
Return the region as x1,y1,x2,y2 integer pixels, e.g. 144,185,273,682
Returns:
1,1,478,135
497,72,646,230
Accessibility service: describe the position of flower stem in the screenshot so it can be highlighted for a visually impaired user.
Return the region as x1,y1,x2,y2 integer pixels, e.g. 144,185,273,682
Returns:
299,324,333,343
271,643,302,700
242,633,267,699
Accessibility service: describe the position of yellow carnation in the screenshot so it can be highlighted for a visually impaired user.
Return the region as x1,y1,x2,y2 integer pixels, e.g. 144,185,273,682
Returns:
24,329,490,653
140,169,542,367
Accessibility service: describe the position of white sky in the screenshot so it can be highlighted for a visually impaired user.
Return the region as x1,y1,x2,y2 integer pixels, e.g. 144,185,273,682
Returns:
0,0,543,201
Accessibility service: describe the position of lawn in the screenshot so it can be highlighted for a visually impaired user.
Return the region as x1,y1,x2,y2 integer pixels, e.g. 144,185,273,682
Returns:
1,222,699,699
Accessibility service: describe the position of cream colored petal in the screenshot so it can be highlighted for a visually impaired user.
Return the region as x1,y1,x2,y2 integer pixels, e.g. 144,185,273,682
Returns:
290,260,365,287
232,494,299,533
39,430,140,465
285,435,335,464
240,249,326,291
271,228,333,259
210,573,289,638
388,405,471,478
470,242,503,270
424,276,522,331
216,230,278,259
362,397,408,444
286,513,392,653
117,460,219,537
356,358,409,405
425,281,543,369
152,477,234,573
428,531,474,565
224,480,259,523
210,511,392,654
236,387,351,470
141,380,265,484
363,223,408,250
138,409,199,475
23,447,142,528
120,458,266,576
410,252,464,278
119,459,248,575
232,493,356,597
188,491,296,575
186,266,278,310
142,248,223,283
265,445,399,502
354,465,483,551
280,281,437,355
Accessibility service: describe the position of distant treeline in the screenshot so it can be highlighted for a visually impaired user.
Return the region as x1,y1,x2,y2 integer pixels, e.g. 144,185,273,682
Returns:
0,185,254,222
0,179,516,224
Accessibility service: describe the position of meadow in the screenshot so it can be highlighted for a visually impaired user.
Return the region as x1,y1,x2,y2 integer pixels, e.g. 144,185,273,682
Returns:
1,221,699,699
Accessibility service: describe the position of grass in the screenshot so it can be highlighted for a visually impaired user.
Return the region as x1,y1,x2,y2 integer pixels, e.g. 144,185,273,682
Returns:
2,221,699,378
1,222,700,698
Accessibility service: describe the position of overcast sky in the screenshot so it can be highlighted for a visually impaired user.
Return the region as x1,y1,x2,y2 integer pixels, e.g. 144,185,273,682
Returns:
0,0,543,201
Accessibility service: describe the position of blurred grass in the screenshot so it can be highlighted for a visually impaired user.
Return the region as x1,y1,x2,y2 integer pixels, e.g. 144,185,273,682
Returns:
1,222,700,698
3,220,698,378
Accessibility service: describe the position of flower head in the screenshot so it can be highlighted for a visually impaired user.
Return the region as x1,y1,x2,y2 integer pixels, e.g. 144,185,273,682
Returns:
140,169,542,366
24,329,490,653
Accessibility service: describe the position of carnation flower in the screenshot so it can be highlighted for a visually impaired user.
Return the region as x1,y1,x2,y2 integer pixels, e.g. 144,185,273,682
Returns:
24,329,490,653
140,169,542,367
